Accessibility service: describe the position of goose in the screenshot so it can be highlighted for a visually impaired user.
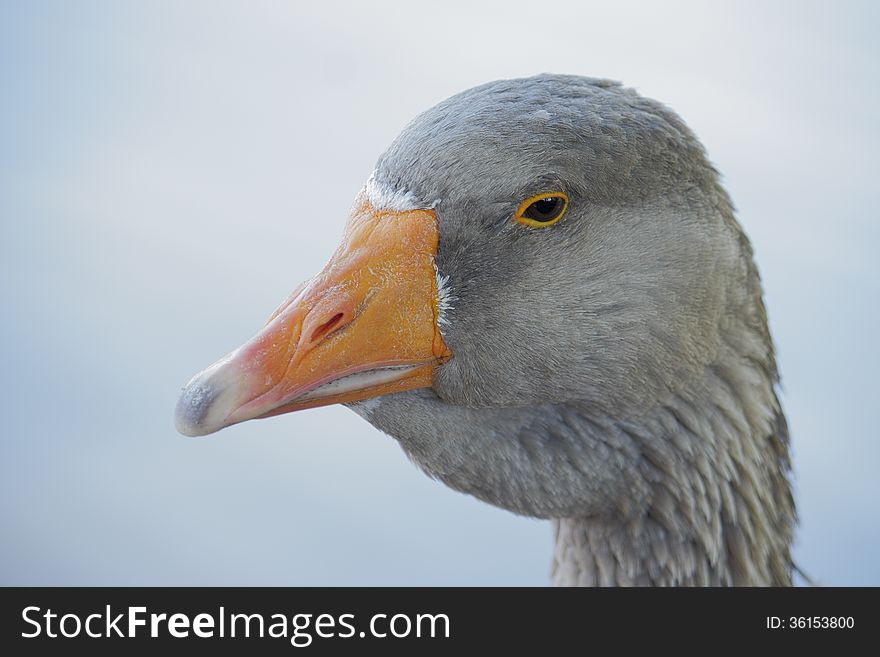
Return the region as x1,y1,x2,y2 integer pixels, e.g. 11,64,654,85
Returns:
175,74,795,586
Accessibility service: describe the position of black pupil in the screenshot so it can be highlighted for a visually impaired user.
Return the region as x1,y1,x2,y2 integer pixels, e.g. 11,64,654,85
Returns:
525,197,562,221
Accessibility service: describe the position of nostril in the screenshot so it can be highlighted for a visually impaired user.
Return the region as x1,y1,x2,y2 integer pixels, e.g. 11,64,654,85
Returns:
309,313,345,344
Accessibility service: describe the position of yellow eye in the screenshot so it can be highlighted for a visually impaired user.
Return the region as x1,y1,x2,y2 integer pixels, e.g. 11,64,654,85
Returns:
513,192,569,227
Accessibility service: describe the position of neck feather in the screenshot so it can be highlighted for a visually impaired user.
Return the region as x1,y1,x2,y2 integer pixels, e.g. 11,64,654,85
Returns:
353,341,795,586
552,357,794,585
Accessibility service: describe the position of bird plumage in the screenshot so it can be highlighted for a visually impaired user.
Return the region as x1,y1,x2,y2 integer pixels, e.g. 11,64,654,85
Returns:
178,73,796,586
350,74,795,585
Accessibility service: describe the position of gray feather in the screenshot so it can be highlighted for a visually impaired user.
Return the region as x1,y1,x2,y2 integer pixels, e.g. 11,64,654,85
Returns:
349,74,795,586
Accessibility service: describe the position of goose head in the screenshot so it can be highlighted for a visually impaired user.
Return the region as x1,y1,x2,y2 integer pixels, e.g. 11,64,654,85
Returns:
175,75,794,585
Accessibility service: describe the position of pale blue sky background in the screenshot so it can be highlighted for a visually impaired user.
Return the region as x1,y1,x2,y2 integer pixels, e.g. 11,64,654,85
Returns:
1,0,877,585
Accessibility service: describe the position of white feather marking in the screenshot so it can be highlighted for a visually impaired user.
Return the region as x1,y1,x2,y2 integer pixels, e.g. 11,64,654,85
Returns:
434,265,455,334
363,173,439,212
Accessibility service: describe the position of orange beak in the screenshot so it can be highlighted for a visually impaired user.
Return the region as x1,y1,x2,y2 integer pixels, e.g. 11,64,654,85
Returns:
175,195,452,436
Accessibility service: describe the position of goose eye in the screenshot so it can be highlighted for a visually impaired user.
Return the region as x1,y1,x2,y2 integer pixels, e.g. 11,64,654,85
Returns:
514,192,569,227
